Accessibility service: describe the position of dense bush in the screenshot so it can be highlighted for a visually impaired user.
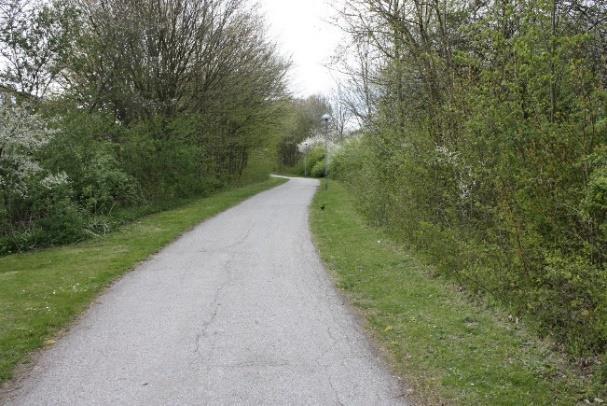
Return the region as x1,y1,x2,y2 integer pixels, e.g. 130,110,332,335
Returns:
333,129,607,356
280,146,327,178
310,160,326,178
305,147,327,178
30,174,88,245
332,0,607,358
0,104,79,253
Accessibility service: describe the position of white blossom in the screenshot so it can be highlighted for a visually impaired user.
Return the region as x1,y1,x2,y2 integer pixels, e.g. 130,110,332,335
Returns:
433,145,477,200
0,104,55,198
297,134,324,154
41,172,69,189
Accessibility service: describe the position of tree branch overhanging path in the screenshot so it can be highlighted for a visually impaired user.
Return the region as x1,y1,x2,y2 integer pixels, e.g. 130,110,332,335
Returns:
4,178,407,405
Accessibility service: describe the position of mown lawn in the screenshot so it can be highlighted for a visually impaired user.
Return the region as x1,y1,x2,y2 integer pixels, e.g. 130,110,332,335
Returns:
310,180,597,405
0,177,286,384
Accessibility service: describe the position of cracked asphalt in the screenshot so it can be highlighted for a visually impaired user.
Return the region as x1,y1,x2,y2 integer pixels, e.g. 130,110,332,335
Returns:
7,177,407,405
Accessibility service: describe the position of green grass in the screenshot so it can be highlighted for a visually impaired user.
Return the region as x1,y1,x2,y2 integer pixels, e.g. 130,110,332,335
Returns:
310,181,597,405
0,177,286,384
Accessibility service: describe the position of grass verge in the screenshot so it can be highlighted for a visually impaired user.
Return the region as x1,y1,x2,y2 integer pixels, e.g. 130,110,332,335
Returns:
0,177,286,384
310,180,597,405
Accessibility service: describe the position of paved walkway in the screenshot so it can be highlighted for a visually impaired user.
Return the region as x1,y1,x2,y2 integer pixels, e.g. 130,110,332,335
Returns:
7,178,406,405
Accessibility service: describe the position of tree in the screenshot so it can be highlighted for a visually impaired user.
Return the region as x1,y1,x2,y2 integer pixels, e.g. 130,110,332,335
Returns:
0,0,289,251
0,0,80,98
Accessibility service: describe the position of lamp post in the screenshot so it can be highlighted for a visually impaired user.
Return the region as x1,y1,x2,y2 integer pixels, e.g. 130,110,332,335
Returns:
321,114,331,179
303,140,308,177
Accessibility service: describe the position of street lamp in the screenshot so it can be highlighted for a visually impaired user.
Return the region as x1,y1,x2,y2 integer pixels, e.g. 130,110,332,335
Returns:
304,145,308,177
303,140,309,177
321,114,331,179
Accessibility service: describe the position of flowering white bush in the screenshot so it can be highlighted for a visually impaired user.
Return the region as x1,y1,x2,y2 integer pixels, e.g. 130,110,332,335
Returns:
297,134,325,154
0,104,55,199
297,131,342,154
40,172,70,190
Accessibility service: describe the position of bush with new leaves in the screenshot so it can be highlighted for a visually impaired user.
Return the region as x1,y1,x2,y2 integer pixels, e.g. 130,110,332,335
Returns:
0,104,87,252
331,0,607,360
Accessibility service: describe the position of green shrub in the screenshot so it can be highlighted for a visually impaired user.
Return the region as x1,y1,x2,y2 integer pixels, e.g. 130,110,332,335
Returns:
330,137,368,181
283,146,327,177
77,152,140,214
121,117,222,200
42,110,141,212
0,172,87,253
311,160,326,177
534,253,607,353
332,128,607,358
33,174,86,244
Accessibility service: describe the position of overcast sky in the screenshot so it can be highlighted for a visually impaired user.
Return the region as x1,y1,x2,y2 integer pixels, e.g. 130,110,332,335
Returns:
257,0,344,98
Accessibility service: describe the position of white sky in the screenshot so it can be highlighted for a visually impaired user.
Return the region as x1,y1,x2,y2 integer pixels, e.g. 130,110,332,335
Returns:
257,0,344,98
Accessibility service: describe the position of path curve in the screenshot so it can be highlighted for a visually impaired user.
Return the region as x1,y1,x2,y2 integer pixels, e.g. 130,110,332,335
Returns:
7,178,406,405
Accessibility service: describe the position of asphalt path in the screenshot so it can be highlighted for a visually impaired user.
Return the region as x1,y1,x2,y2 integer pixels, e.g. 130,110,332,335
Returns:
7,177,406,405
